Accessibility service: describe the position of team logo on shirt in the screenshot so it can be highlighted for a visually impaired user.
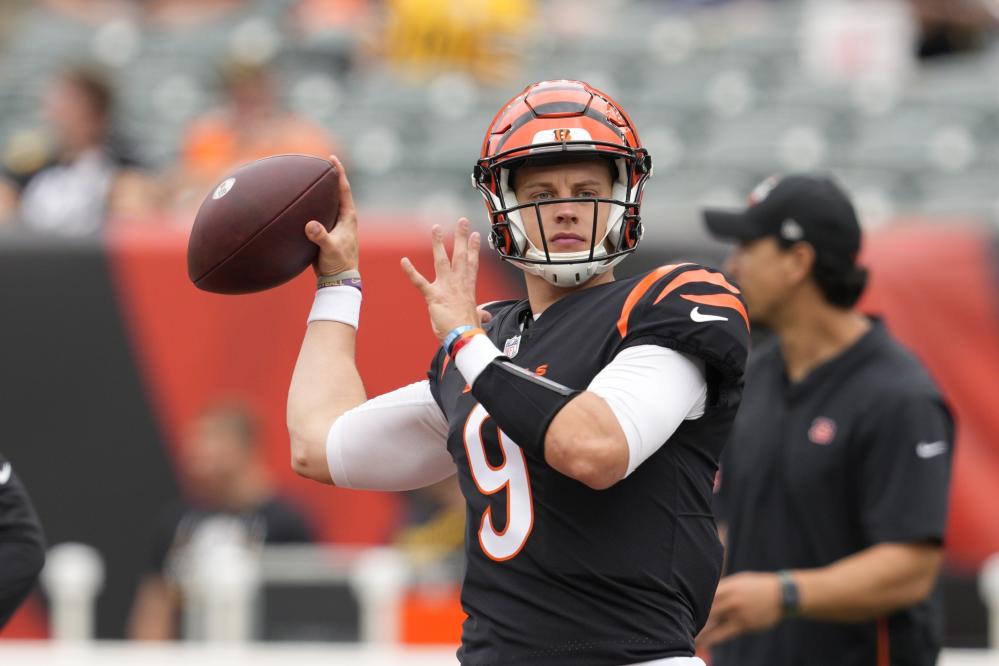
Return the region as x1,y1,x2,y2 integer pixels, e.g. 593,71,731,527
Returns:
808,417,837,445
503,335,521,358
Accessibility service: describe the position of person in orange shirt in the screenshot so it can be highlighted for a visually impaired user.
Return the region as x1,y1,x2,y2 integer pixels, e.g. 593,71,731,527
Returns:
171,61,339,215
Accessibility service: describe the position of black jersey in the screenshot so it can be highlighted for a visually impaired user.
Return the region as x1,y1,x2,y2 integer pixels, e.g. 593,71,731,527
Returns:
428,263,751,666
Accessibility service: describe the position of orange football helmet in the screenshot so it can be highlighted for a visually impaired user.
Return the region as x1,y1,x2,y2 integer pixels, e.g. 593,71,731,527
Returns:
473,80,653,286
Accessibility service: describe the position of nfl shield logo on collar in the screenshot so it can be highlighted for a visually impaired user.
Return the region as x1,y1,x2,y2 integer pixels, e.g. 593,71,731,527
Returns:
503,335,521,358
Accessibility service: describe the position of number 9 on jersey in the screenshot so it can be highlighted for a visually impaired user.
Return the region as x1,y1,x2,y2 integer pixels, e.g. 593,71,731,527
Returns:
462,404,535,561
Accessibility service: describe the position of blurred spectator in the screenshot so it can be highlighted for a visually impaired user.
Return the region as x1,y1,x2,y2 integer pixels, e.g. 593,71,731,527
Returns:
381,0,534,82
907,0,999,59
34,0,135,26
394,478,465,568
293,0,373,37
141,0,244,27
127,401,314,641
800,0,918,84
291,0,373,77
0,66,157,235
170,60,339,215
36,0,241,27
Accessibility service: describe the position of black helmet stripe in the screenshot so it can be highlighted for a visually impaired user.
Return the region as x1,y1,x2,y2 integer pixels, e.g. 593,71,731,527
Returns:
494,102,628,153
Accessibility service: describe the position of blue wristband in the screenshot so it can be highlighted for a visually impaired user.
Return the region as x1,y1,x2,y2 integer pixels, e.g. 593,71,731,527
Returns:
443,325,475,355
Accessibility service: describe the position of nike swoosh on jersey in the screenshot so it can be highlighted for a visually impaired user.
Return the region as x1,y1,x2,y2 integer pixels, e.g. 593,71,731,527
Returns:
916,440,948,459
690,307,729,323
0,462,11,485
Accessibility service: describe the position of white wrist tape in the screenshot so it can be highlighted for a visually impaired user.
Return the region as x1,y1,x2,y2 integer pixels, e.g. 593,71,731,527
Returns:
454,334,504,387
307,285,362,328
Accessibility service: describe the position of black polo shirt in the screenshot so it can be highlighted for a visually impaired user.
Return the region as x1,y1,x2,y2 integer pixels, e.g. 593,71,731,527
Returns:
714,319,953,666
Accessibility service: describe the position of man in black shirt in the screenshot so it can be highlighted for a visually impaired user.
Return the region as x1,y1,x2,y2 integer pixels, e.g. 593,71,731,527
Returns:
128,402,313,640
698,174,953,665
0,452,45,629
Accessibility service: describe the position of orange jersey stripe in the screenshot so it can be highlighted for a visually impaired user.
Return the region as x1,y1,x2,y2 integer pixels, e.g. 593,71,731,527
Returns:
877,618,890,666
681,293,750,330
616,263,690,337
653,269,740,305
440,353,451,380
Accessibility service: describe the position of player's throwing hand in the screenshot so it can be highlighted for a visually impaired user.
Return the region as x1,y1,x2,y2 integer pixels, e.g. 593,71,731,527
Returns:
401,217,483,341
304,155,359,277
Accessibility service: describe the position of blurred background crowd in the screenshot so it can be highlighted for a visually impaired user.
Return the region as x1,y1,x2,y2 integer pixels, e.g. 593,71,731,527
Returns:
1,0,998,660
0,0,997,236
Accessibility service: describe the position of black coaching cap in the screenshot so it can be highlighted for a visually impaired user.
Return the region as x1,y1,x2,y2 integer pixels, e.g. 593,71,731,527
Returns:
703,174,862,274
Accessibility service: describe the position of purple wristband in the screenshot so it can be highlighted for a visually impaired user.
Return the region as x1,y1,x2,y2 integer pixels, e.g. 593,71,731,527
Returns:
317,277,362,292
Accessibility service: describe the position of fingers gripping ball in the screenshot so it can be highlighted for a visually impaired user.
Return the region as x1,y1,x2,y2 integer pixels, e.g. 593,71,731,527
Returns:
187,154,341,294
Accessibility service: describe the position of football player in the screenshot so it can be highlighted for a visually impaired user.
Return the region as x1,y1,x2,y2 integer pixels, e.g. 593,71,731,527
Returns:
287,80,750,665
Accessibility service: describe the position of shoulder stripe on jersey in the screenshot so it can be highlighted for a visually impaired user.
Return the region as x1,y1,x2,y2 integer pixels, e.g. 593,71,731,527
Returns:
440,354,451,380
616,263,691,337
657,268,749,329
653,268,740,304
681,293,749,330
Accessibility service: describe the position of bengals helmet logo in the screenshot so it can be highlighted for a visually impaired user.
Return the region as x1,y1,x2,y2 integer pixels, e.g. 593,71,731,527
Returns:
553,128,572,142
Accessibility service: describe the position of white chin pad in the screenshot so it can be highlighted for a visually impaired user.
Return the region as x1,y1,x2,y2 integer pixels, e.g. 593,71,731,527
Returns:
513,250,629,286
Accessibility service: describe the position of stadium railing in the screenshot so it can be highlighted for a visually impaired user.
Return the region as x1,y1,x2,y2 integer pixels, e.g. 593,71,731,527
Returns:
31,540,999,664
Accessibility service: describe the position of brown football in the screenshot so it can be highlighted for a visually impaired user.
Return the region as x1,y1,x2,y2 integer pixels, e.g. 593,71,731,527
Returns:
187,154,340,294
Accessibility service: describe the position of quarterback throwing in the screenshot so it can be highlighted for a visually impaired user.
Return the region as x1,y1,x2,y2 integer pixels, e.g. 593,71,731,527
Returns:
287,80,750,665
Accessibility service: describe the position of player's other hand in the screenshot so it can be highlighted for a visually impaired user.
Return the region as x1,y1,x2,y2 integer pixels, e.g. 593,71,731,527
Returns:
401,218,482,342
695,571,783,649
305,155,359,276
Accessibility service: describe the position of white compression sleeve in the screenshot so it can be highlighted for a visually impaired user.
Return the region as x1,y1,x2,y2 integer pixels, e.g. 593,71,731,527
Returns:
326,380,455,490
587,345,707,478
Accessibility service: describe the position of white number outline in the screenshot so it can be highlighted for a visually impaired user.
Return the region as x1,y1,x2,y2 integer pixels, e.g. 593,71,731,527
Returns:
462,403,534,561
